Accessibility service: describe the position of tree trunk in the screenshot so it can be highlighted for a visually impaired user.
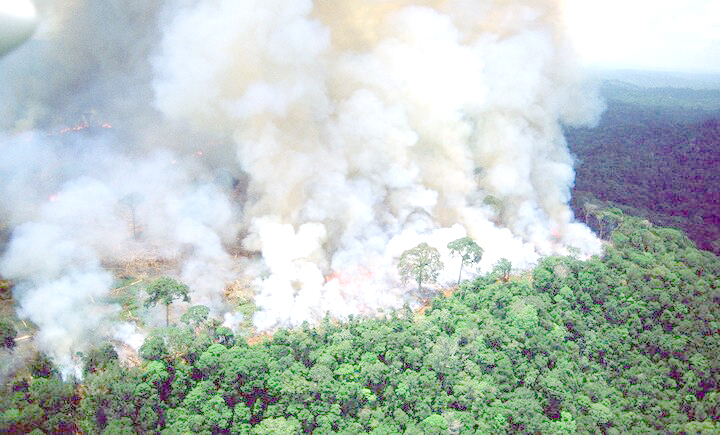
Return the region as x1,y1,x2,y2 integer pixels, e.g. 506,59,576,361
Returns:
457,263,463,286
131,208,138,239
165,303,170,327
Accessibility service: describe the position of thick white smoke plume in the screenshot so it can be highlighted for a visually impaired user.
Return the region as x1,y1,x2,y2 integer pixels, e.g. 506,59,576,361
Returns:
152,0,604,329
0,0,603,372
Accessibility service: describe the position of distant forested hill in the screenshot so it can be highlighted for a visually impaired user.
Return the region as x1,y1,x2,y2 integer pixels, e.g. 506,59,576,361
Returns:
566,79,720,253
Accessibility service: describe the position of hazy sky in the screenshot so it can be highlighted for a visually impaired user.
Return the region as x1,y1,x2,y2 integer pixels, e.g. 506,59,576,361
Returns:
4,1,718,73
565,0,720,73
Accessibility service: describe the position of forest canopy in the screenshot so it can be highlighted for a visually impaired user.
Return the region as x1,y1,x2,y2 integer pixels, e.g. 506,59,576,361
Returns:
1,215,718,434
567,80,720,254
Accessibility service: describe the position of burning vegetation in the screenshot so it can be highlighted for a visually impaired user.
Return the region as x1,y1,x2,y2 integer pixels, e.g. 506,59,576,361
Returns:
0,0,605,379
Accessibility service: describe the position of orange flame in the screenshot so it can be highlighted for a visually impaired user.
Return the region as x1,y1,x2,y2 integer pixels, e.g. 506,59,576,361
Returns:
58,120,90,134
55,112,112,135
325,266,373,287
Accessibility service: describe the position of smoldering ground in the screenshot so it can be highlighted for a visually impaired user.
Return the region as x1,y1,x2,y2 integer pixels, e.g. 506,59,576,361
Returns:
0,0,604,376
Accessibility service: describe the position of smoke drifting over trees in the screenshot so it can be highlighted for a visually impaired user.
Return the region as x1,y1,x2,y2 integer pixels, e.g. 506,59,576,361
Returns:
0,0,603,374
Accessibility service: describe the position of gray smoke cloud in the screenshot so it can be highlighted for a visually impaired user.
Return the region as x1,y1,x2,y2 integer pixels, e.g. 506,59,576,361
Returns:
0,0,603,374
152,0,604,329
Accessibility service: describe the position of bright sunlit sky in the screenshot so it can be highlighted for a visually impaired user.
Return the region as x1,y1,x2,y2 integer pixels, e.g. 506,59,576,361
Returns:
564,0,720,73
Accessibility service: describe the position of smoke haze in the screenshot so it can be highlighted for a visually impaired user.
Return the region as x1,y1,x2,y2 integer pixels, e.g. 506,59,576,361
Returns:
0,0,603,374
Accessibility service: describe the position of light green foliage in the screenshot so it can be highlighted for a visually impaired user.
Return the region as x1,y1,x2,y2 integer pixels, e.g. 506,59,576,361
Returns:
139,334,168,361
250,416,302,434
398,242,444,291
111,278,143,322
683,420,719,434
101,417,135,434
163,407,209,434
0,408,21,429
550,411,577,434
419,414,449,434
507,299,539,339
144,360,171,391
144,276,191,326
181,305,210,328
201,394,233,431
447,236,484,285
164,325,198,358
492,258,512,282
183,380,216,415
2,215,719,434
490,412,508,432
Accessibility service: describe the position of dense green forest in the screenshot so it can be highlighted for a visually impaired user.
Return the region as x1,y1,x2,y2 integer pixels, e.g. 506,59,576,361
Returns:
2,76,719,434
567,80,720,254
1,214,718,434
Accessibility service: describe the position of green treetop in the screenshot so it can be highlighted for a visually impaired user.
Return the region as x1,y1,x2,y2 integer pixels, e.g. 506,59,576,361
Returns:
144,276,191,326
493,258,512,282
447,236,484,285
181,305,210,329
398,242,444,292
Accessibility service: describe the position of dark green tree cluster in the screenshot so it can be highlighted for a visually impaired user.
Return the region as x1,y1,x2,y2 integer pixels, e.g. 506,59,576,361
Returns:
1,217,719,433
0,357,80,433
0,316,17,349
566,87,720,254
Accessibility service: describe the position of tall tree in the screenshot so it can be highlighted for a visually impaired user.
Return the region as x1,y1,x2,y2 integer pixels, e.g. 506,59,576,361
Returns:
447,236,484,285
493,258,512,282
119,192,144,240
144,277,191,326
398,243,443,292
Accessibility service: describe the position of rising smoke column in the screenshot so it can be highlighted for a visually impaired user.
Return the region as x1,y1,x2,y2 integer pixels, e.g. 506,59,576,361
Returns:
0,0,604,373
0,132,241,377
152,0,604,329
0,0,241,377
